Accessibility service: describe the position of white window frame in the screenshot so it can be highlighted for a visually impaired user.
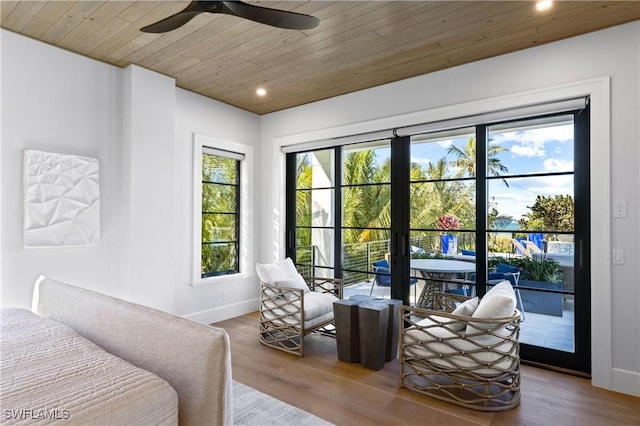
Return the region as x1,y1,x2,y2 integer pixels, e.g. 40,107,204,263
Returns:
192,134,253,286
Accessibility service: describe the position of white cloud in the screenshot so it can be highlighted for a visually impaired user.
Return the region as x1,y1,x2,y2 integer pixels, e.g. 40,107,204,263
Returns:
528,125,573,143
543,158,573,172
437,139,454,148
492,124,573,158
511,140,546,157
411,156,431,165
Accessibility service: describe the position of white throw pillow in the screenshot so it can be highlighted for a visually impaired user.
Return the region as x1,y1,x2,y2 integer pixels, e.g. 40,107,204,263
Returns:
256,262,284,285
278,257,298,279
452,297,479,317
256,257,298,285
466,281,516,333
485,280,515,298
276,273,311,300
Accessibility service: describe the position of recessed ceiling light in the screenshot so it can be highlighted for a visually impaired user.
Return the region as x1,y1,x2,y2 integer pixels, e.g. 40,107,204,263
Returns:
536,0,553,12
256,87,267,97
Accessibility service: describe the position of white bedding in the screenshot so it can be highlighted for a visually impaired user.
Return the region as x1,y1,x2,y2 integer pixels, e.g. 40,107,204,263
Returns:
0,308,178,425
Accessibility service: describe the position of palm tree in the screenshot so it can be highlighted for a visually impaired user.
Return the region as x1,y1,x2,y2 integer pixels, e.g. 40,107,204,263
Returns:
411,158,475,230
342,150,391,244
447,137,510,186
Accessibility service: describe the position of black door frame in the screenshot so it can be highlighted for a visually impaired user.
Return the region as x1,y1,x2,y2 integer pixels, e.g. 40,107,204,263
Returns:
285,105,591,374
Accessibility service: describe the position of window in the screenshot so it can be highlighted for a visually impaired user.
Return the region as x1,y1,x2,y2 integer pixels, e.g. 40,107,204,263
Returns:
193,135,252,284
201,148,241,277
190,134,253,283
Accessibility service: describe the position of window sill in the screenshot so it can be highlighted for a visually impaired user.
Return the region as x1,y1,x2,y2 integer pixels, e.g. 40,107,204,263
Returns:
190,273,251,287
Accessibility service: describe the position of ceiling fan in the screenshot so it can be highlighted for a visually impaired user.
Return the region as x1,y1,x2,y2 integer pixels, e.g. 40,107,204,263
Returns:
140,1,320,33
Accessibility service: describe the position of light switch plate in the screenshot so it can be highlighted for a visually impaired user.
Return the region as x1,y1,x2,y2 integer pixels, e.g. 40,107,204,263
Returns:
613,249,624,264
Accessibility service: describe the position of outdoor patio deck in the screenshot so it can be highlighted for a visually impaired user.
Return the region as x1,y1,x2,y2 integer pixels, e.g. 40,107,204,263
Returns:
344,279,575,353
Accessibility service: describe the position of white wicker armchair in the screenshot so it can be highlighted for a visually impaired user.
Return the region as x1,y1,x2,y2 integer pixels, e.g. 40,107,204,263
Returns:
400,281,521,411
256,258,343,357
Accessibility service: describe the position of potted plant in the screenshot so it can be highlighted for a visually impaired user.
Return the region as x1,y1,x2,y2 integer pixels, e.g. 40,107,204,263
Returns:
489,255,564,316
437,214,460,255
491,256,562,282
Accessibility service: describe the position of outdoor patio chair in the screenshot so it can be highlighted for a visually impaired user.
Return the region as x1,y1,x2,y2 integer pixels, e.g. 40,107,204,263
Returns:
400,281,522,411
489,263,525,320
256,258,343,357
512,239,536,258
370,259,418,300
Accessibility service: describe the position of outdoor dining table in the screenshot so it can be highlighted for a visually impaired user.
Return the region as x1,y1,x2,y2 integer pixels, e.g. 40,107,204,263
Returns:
410,258,476,309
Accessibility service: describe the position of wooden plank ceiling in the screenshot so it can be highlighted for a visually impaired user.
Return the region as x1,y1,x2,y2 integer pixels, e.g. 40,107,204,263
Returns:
2,1,639,114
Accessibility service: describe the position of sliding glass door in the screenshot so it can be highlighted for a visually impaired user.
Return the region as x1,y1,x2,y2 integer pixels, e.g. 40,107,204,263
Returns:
486,116,580,355
286,106,590,374
404,111,590,372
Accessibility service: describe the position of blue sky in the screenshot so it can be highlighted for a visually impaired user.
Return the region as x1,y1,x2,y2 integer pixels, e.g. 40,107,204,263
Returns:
342,120,575,221
409,123,575,220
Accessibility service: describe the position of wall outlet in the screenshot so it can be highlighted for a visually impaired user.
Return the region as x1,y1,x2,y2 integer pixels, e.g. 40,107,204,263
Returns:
613,200,627,218
613,249,624,265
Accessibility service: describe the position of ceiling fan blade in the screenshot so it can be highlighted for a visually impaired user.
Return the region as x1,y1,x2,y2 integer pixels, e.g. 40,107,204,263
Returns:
222,1,319,30
140,1,319,34
140,2,205,33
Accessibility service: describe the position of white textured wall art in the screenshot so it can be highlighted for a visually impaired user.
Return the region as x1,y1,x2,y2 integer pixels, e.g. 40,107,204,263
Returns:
23,150,100,247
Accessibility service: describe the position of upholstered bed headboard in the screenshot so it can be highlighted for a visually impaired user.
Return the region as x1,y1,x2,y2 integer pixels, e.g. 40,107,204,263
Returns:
32,276,233,426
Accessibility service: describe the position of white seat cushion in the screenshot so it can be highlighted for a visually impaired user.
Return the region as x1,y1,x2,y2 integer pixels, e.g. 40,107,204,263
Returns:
403,323,517,375
302,292,337,326
262,291,337,330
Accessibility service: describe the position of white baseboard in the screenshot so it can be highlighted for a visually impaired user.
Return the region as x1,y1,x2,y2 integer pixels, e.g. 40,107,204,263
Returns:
611,368,640,397
184,298,258,325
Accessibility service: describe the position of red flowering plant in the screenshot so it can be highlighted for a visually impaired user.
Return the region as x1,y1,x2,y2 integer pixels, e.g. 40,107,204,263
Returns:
436,214,460,232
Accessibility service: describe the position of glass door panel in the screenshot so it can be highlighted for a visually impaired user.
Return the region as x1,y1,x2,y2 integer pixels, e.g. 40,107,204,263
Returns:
294,150,336,278
340,140,392,298
487,115,577,354
409,129,477,307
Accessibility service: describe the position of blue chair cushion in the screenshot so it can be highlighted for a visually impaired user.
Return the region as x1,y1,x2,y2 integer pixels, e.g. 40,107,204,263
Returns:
372,259,417,287
488,272,517,287
373,259,389,269
373,259,391,287
496,263,519,274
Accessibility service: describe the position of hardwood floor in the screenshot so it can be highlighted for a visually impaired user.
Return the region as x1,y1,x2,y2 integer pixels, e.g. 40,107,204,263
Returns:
214,312,639,425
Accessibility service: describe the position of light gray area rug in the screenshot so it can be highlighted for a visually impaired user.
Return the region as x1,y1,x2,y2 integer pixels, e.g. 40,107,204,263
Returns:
233,381,334,426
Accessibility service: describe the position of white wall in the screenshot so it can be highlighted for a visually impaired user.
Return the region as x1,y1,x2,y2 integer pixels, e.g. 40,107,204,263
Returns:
1,30,261,323
121,65,176,312
258,22,640,396
1,29,123,303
